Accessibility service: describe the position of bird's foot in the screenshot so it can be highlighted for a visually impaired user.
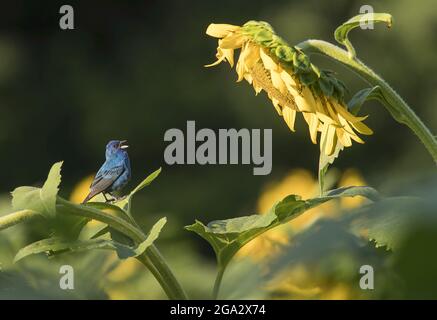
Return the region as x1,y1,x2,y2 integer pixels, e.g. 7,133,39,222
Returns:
116,195,128,202
106,194,127,203
103,193,117,203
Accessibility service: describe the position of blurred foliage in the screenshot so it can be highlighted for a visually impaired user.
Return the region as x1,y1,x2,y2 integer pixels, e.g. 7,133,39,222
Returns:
2,166,437,299
0,0,436,299
231,170,437,299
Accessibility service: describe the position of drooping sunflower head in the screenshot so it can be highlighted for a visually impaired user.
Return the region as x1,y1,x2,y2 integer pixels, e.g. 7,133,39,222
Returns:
205,21,373,156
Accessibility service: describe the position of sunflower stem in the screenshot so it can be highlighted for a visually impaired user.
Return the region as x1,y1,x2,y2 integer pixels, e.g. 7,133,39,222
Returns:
318,161,328,196
121,194,186,299
298,39,437,165
55,197,188,300
212,266,225,300
0,209,40,232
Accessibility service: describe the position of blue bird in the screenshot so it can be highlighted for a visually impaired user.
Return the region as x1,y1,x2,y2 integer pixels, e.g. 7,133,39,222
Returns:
82,140,131,203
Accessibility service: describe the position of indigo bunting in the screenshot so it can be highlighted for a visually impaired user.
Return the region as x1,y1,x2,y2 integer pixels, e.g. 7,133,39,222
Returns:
82,140,131,203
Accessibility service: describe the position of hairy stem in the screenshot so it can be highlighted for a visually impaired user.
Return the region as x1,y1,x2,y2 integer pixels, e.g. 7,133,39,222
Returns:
0,209,39,232
298,39,437,164
0,197,187,300
56,197,188,300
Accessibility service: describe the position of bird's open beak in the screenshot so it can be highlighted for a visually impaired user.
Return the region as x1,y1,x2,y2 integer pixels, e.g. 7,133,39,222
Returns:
119,140,129,149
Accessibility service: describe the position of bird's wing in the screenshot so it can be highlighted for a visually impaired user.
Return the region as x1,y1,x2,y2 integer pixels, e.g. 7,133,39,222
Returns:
90,165,125,194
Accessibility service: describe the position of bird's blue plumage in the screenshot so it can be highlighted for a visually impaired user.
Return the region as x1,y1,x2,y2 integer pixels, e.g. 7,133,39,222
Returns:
82,140,131,203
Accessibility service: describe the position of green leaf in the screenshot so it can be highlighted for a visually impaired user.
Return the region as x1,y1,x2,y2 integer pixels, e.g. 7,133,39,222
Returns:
78,220,109,240
334,13,392,58
135,217,167,256
347,85,407,125
115,168,162,211
108,227,135,258
347,86,388,115
14,217,167,262
90,225,110,239
349,197,429,250
186,186,379,270
14,238,136,263
83,193,141,255
11,161,63,217
84,202,133,223
128,167,162,196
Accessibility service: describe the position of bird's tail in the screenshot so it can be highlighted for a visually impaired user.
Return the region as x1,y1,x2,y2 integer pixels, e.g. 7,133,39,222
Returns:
81,192,94,204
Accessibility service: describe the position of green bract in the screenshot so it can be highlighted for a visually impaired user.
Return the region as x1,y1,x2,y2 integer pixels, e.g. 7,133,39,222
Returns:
241,20,348,102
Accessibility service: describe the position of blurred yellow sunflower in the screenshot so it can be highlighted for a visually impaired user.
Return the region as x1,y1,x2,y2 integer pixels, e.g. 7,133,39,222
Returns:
238,169,332,261
205,22,373,156
69,174,95,204
237,168,368,299
237,168,367,260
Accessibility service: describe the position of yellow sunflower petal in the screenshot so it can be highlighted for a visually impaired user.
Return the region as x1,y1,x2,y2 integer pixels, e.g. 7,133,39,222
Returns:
244,73,253,84
204,56,226,67
205,46,228,67
236,43,249,81
351,121,373,135
319,122,337,155
244,43,260,70
320,122,329,153
349,132,365,144
272,98,283,115
334,102,368,123
260,48,278,71
325,125,337,155
222,47,235,67
314,96,331,115
316,112,336,125
271,69,287,94
309,113,319,144
280,71,299,95
206,24,240,38
282,107,296,131
220,32,245,49
294,88,316,113
325,101,341,125
253,83,263,95
337,113,363,141
336,127,352,147
301,113,318,144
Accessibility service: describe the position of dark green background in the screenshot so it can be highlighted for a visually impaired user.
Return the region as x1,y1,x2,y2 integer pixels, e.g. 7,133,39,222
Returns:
1,0,436,220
